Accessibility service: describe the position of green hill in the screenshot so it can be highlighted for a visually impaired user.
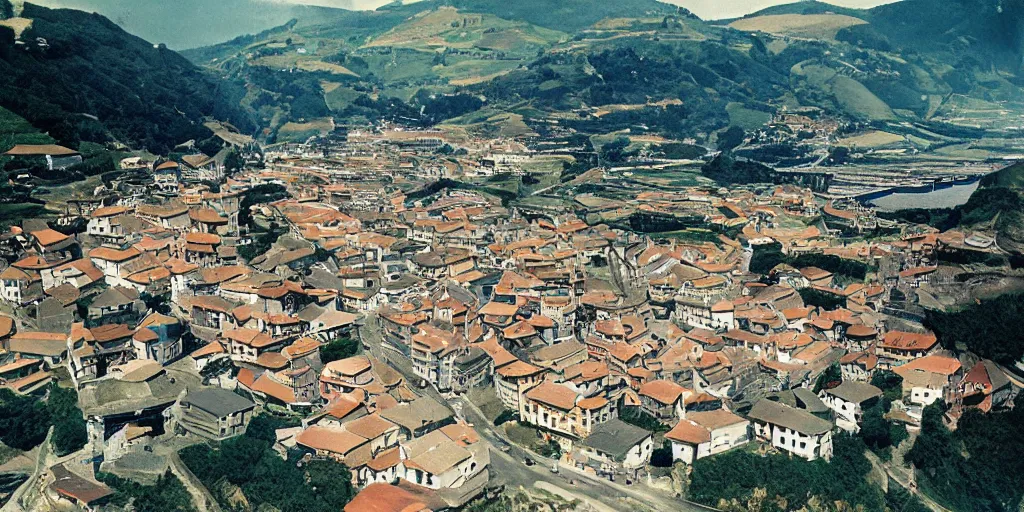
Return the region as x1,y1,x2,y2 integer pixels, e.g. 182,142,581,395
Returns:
0,3,255,154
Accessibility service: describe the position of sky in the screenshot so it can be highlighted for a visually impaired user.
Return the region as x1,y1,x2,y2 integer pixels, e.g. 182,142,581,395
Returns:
664,0,901,19
30,0,903,49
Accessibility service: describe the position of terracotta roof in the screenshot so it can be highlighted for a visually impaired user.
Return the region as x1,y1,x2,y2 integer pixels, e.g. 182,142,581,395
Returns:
502,320,537,340
32,229,70,247
524,381,579,411
189,207,228,224
894,355,962,376
185,232,221,245
296,425,367,456
323,355,372,377
880,331,938,351
190,342,224,358
711,300,734,313
845,324,877,338
223,328,276,349
89,246,140,262
665,419,710,444
687,409,748,430
495,359,544,378
91,206,131,218
639,380,687,405
344,483,429,512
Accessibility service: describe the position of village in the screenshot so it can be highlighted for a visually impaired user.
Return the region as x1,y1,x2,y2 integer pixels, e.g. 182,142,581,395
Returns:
0,124,1018,512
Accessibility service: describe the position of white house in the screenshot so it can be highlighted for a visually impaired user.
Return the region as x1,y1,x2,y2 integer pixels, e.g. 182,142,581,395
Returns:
575,418,653,479
818,381,883,433
747,399,833,461
665,409,750,464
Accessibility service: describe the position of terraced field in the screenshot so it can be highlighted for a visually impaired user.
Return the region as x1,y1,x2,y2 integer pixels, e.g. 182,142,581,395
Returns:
729,13,867,40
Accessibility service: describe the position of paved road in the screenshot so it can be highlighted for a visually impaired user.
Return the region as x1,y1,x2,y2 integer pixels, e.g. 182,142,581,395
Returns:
358,312,714,511
456,396,713,512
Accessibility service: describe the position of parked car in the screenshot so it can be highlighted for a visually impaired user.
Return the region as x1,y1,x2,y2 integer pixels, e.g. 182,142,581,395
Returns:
524,457,535,466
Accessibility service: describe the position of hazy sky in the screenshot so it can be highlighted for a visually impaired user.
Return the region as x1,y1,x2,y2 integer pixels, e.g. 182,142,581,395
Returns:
30,0,903,49
664,0,901,19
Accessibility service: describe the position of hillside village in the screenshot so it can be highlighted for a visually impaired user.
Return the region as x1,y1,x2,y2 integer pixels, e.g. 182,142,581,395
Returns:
0,119,1018,512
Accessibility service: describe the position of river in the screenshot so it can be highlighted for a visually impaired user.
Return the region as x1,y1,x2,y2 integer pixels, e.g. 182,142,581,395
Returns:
860,180,980,211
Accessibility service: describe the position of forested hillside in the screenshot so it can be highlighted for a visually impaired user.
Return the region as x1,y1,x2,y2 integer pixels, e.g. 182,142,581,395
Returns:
0,3,255,154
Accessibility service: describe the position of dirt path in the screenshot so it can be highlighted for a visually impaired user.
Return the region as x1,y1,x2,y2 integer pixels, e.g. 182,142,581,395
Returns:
167,451,222,512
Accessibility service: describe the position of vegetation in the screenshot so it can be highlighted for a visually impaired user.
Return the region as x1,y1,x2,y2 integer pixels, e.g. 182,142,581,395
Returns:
0,383,87,455
537,439,561,459
238,184,289,229
812,363,841,393
179,415,355,512
0,4,254,154
619,406,668,432
798,287,845,310
406,178,516,207
97,470,197,512
650,440,674,468
870,370,903,402
494,409,519,426
750,242,869,282
319,336,359,364
924,293,1024,364
0,388,50,451
749,242,787,275
907,403,1024,512
689,434,885,511
858,398,906,460
238,223,286,262
789,253,869,280
48,384,88,456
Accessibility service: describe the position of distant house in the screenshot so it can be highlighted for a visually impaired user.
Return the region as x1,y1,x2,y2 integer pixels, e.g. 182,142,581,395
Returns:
747,399,834,461
666,409,750,464
4,144,82,170
176,388,256,441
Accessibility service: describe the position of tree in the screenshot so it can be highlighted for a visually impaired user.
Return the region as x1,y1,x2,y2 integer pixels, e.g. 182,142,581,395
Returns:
717,126,746,152
98,470,197,512
599,137,632,164
870,370,903,402
0,389,49,450
224,149,244,174
813,363,841,393
48,384,87,456
650,440,674,467
320,336,359,364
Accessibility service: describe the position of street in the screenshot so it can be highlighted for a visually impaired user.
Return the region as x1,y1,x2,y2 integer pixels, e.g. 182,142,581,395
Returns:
358,313,713,512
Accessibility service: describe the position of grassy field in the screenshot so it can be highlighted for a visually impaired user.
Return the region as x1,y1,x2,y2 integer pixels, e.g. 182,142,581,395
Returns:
837,130,905,148
276,118,334,142
729,14,867,40
0,107,55,154
364,6,563,55
435,58,521,85
726,102,773,130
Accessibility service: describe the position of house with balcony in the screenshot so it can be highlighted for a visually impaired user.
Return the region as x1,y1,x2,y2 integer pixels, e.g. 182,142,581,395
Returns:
748,399,833,461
